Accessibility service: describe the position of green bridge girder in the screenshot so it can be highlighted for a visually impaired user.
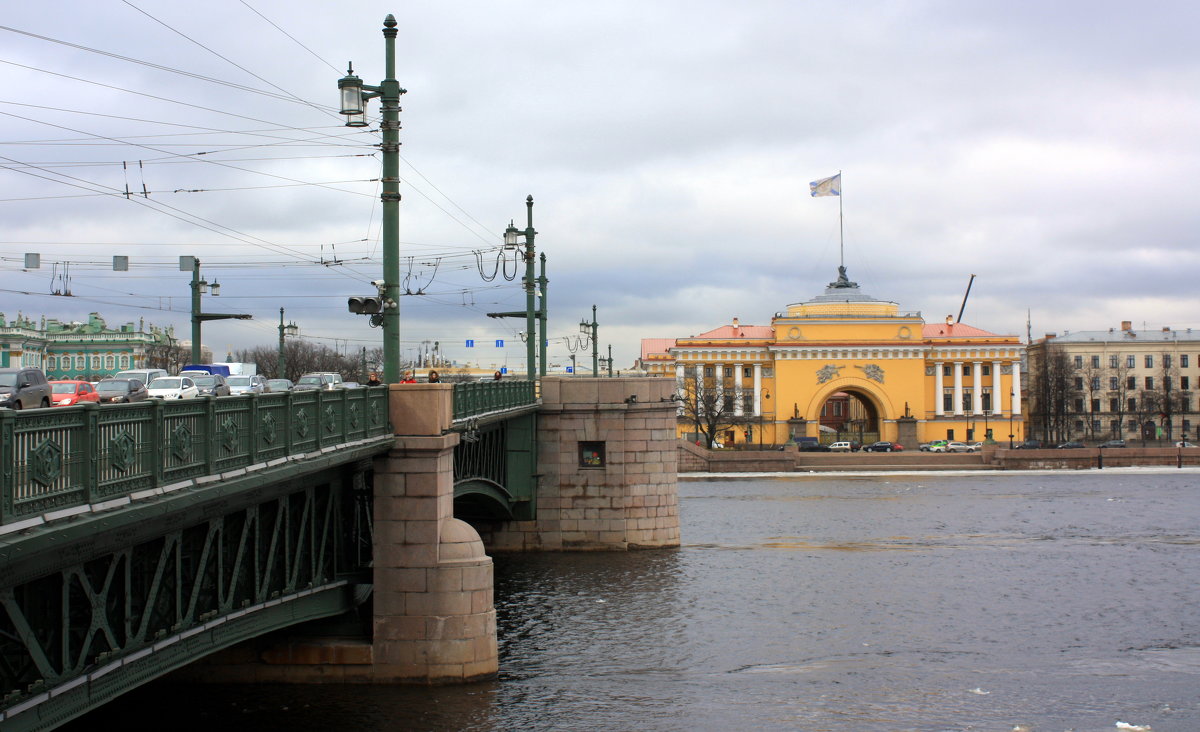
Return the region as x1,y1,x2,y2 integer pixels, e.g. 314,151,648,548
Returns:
0,382,540,729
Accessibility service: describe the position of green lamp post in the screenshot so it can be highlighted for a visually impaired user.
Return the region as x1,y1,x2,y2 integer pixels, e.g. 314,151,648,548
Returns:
184,256,250,364
580,305,598,378
277,307,298,379
338,15,406,383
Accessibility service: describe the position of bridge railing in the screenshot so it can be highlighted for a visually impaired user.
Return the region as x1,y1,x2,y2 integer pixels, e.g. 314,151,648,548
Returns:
0,387,392,527
452,379,538,422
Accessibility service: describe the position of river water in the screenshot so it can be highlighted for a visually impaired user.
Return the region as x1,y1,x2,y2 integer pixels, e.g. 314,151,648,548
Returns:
64,470,1200,731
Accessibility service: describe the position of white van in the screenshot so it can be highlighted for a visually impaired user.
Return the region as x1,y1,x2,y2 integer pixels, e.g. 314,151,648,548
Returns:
113,368,168,386
829,441,853,452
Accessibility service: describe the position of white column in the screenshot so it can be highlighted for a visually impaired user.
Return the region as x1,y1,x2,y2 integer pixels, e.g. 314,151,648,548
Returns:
953,361,964,415
934,361,945,416
992,360,1002,412
733,362,743,415
972,361,983,415
753,363,762,417
1012,361,1022,415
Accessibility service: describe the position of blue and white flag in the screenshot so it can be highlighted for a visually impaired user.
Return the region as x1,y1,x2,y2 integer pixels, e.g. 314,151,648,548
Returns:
810,173,841,197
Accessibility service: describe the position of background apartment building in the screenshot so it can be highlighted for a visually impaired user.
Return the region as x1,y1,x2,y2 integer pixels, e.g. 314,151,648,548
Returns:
1026,321,1198,444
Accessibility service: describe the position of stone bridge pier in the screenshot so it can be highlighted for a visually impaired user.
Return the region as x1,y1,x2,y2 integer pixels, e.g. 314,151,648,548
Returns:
372,383,497,682
474,376,681,552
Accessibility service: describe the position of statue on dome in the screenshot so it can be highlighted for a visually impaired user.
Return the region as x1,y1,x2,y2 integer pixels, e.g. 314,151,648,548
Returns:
830,265,858,289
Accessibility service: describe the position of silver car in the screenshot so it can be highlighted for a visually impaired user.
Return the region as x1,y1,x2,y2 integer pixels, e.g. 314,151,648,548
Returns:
226,374,267,395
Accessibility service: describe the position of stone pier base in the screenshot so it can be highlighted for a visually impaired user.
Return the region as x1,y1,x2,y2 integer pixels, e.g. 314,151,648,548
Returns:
475,376,681,552
370,428,497,683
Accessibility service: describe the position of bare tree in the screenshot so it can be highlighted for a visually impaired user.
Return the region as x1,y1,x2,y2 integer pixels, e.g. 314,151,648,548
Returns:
1106,355,1134,440
232,341,362,382
1029,343,1073,443
1079,357,1105,441
676,365,748,448
1130,389,1162,446
1157,353,1181,442
144,340,189,373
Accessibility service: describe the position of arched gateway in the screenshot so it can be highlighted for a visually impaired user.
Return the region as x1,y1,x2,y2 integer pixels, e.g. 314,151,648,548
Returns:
638,266,1026,448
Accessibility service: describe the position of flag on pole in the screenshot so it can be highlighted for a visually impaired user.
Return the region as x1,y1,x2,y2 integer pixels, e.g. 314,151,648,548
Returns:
809,173,841,197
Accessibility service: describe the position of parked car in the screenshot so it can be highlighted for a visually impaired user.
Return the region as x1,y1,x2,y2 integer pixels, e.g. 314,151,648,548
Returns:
113,368,168,386
192,373,231,397
1099,439,1126,448
1014,440,1043,450
293,372,345,391
95,378,149,403
1056,441,1086,449
829,441,854,452
146,376,199,399
922,440,948,452
944,441,974,453
0,366,52,410
50,380,100,406
798,442,831,452
1175,441,1196,448
265,378,293,392
968,442,983,452
864,441,903,452
226,374,267,395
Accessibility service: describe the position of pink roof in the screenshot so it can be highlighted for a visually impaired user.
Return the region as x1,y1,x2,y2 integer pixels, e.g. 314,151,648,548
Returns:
922,323,1001,338
639,338,677,361
689,324,774,340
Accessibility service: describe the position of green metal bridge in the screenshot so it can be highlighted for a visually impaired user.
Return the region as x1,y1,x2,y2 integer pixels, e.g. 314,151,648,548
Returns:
0,382,538,731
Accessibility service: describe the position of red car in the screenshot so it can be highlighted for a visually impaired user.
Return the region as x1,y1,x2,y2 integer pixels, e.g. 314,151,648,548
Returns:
50,380,101,406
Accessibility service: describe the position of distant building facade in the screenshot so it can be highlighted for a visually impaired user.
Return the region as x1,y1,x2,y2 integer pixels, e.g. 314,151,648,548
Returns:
0,312,183,379
636,268,1027,447
1026,322,1199,443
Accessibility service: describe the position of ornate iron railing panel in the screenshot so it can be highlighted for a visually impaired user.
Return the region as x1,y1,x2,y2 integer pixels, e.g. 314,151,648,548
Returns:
0,462,370,731
0,387,391,527
452,380,537,422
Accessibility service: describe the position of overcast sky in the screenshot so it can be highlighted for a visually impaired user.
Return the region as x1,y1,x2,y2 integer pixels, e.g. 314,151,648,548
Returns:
2,1,1198,372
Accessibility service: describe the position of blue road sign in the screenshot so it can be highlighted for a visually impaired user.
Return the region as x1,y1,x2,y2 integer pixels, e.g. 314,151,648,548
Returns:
465,339,475,347
495,339,504,347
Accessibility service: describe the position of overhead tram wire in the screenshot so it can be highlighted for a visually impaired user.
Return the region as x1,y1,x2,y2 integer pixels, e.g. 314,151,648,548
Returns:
238,0,344,75
120,1,348,126
4,18,510,290
0,154,376,284
0,108,376,200
0,59,361,148
2,24,510,261
0,102,367,148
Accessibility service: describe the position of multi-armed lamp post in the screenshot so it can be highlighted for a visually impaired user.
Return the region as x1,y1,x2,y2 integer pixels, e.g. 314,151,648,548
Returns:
184,256,250,364
489,196,546,380
580,305,599,378
338,15,405,383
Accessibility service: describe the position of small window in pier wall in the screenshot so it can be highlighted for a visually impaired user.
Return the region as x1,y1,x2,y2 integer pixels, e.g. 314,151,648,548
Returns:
579,441,606,469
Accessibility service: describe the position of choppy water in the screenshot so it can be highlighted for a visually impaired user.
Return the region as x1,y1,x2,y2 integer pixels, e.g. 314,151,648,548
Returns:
64,470,1200,731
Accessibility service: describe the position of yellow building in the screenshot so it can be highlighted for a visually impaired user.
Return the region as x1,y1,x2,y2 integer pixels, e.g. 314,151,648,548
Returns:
636,268,1026,448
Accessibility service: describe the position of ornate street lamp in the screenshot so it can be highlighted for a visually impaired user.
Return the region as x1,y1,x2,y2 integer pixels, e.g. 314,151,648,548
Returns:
184,256,249,364
579,305,599,378
278,307,298,379
337,17,406,383
489,196,544,380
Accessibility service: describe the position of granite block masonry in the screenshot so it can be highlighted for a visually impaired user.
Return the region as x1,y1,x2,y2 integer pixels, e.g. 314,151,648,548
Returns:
476,376,681,552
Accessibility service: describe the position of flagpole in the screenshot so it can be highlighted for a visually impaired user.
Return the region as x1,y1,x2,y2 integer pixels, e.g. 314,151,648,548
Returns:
838,170,844,269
